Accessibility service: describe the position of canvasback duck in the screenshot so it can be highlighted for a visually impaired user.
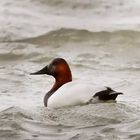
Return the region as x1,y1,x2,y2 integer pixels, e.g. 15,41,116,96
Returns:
31,58,123,108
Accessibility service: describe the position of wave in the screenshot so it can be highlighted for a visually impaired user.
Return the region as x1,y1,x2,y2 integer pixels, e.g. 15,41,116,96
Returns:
5,28,140,44
0,104,140,140
35,0,104,9
1,28,140,72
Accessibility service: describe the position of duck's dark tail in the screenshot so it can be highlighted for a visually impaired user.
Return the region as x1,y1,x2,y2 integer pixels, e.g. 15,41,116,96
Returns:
93,87,123,101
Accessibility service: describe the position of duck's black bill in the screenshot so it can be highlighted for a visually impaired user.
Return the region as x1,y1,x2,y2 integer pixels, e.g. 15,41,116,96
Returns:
30,65,48,75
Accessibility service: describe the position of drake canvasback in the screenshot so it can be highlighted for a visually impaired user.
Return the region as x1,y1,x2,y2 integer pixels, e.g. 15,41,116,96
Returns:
31,58,123,108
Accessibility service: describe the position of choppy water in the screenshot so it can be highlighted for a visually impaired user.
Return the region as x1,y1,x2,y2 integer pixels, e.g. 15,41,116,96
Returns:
1,0,140,139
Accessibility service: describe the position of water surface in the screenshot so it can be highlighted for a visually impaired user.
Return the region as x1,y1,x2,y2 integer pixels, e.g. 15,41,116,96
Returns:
0,0,140,139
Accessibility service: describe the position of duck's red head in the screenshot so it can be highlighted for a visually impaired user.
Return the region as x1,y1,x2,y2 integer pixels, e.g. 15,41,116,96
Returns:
31,58,72,85
31,58,72,106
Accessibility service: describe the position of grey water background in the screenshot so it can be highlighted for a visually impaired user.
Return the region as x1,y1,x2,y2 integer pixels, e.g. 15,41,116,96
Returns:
0,0,140,139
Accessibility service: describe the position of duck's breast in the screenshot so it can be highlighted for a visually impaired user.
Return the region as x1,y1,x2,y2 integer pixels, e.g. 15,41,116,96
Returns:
47,82,104,108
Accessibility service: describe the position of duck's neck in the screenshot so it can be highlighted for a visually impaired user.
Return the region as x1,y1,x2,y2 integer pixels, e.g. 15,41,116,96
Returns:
44,75,72,107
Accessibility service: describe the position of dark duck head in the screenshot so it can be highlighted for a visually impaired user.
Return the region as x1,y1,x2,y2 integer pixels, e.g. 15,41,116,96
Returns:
30,58,72,106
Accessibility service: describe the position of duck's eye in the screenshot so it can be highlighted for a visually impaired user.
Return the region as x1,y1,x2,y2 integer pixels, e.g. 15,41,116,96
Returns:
51,65,56,72
48,64,56,74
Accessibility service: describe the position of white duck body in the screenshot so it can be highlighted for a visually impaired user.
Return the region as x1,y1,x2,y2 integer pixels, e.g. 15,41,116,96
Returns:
47,81,105,109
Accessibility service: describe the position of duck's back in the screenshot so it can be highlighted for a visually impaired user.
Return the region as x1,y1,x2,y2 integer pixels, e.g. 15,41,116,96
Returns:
47,81,104,108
